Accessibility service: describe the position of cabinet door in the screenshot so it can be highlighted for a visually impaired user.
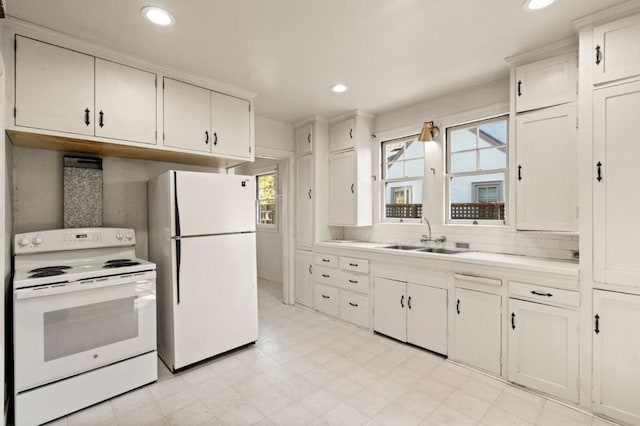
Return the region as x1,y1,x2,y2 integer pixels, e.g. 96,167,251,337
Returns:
508,299,579,402
295,124,313,156
15,36,94,136
329,150,356,225
593,81,640,286
593,290,640,425
453,288,502,375
407,283,447,355
95,59,157,144
163,78,211,152
516,104,577,231
515,53,577,112
294,250,313,307
373,277,406,342
211,92,251,158
329,118,355,152
295,155,313,248
593,13,640,85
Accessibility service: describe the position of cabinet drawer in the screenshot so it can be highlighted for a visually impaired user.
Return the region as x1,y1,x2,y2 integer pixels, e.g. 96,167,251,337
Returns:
338,271,369,294
314,253,338,268
509,281,579,308
314,284,339,317
314,265,340,286
339,291,370,328
452,273,502,290
340,257,369,274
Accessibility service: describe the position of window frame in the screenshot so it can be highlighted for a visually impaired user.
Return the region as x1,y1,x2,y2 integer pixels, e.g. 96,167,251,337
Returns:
445,114,509,225
256,171,278,230
380,134,425,224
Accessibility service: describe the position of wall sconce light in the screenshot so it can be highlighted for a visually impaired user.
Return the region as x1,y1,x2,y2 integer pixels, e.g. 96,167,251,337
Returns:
418,121,440,142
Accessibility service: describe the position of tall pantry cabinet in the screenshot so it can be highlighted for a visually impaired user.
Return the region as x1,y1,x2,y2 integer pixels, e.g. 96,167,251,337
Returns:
576,7,640,426
293,118,335,307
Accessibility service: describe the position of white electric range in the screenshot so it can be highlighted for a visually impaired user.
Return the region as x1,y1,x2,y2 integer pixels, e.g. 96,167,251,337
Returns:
13,228,158,426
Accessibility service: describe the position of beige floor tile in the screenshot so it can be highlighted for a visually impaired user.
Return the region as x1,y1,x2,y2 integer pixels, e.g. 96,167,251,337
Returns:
394,389,440,419
115,400,165,426
156,388,200,416
493,387,545,423
324,376,364,399
244,387,294,416
458,376,504,404
201,387,248,418
110,388,155,415
66,401,115,426
480,406,534,426
346,388,392,417
148,377,190,401
217,402,265,425
422,404,477,426
444,388,491,421
164,402,219,425
411,378,457,402
372,402,424,426
300,387,342,416
321,402,370,426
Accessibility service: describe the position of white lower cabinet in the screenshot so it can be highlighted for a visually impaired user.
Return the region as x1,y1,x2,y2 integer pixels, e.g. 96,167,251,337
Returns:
593,290,640,425
373,277,447,355
453,288,502,375
313,283,339,317
294,250,313,307
508,298,579,403
339,292,370,329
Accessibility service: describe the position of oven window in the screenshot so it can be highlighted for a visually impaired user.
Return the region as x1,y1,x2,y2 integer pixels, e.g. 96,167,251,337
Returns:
43,297,139,362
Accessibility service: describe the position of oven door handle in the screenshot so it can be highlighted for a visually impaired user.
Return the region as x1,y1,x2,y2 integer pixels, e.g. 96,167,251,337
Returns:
15,275,155,300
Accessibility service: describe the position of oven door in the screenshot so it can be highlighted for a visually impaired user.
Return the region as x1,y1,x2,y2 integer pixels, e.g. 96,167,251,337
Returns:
14,272,156,392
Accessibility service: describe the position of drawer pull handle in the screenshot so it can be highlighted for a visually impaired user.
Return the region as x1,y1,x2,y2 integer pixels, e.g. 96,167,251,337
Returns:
511,312,516,330
595,45,602,66
322,274,330,278
594,314,600,334
349,302,358,307
530,290,553,297
349,263,358,267
322,294,330,299
322,258,330,262
348,279,358,284
517,80,522,97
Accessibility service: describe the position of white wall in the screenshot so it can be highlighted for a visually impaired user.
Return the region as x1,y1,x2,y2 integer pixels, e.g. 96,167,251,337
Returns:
255,116,294,152
344,77,579,260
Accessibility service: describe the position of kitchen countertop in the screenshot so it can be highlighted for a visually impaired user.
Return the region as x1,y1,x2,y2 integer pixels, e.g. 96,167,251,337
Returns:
315,240,579,277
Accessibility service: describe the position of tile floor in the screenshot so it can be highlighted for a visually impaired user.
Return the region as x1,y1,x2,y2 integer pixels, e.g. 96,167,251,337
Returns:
48,279,618,426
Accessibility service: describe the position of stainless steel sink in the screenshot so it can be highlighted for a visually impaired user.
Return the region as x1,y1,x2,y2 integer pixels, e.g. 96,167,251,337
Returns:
416,247,466,254
381,245,425,251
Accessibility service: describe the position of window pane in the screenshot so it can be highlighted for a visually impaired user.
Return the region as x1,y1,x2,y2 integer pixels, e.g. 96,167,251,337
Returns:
479,121,507,145
450,128,477,152
404,140,423,159
451,151,476,173
385,140,405,163
450,172,505,220
386,161,404,179
478,147,507,170
384,179,423,219
405,159,424,177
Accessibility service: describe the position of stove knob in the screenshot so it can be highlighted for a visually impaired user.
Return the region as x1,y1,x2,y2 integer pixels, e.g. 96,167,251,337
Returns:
32,237,43,246
116,233,124,240
18,237,30,247
126,233,134,240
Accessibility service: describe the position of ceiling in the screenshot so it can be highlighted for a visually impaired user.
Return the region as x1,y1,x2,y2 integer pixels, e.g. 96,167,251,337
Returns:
6,0,624,123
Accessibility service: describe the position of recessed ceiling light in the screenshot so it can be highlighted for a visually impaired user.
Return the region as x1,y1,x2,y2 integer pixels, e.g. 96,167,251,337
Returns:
523,0,556,11
330,83,349,93
141,6,175,26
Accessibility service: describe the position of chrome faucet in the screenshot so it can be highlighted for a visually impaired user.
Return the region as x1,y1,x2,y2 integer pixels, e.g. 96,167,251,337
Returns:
420,217,447,244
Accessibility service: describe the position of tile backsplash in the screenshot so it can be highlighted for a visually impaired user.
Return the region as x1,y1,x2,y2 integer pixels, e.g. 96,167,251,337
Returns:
343,224,578,260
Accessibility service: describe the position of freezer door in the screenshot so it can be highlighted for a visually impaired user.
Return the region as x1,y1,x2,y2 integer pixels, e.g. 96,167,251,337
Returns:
172,233,258,369
173,171,256,236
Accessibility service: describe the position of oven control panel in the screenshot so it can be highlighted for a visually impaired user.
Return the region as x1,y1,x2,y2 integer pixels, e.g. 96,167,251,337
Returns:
15,228,136,254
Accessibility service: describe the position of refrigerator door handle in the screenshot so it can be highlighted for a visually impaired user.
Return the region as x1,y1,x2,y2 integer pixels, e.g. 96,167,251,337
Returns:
175,239,181,305
173,171,181,236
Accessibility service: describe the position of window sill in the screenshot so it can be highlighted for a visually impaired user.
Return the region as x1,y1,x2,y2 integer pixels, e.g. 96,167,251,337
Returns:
257,226,279,233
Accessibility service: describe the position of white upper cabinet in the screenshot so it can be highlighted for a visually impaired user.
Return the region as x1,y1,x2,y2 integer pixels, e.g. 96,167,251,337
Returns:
210,92,251,158
453,287,502,375
593,80,640,287
329,150,357,226
516,104,578,231
508,299,579,403
593,13,640,85
329,118,355,152
15,36,95,136
593,290,640,425
295,123,313,156
295,154,314,248
163,78,211,153
515,53,577,113
95,59,157,145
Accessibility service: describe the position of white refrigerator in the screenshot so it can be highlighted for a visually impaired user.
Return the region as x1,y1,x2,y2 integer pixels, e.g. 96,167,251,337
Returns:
148,170,258,371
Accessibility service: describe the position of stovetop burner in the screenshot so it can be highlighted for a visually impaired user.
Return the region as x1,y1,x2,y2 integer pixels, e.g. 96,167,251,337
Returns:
105,259,132,264
103,261,141,269
29,265,72,273
29,270,67,278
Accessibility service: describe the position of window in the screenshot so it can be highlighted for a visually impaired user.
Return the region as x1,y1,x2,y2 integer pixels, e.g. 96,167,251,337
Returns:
256,172,277,227
381,135,425,221
446,115,508,223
